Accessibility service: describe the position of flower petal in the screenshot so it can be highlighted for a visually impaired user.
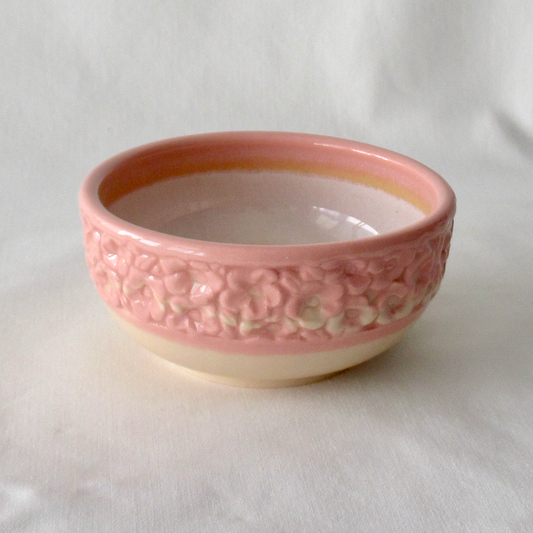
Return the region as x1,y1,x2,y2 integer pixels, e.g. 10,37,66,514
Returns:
299,265,324,281
130,297,151,322
135,254,158,271
160,257,187,274
346,273,371,295
285,296,303,320
242,299,268,321
149,298,166,322
280,271,301,293
251,268,277,285
219,289,247,313
263,284,283,308
204,271,225,293
163,271,191,295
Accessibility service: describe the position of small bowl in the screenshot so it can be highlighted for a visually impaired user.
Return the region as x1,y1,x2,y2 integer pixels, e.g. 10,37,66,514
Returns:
80,132,455,387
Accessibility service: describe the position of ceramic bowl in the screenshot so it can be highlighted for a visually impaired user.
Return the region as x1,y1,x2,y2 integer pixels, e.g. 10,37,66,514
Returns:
80,132,455,387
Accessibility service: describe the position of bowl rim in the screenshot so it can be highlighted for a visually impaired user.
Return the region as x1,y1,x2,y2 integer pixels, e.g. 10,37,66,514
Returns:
79,131,456,263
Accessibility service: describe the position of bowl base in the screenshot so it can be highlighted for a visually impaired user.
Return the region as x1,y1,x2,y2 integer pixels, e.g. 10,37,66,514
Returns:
110,310,413,388
177,366,345,388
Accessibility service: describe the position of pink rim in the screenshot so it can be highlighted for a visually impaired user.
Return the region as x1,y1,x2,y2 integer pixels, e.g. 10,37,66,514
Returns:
79,131,456,266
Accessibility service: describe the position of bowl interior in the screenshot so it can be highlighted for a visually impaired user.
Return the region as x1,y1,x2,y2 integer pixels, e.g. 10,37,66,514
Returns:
109,170,425,245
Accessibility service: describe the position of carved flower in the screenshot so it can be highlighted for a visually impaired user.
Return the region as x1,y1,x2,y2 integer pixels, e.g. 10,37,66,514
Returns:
342,295,378,331
219,268,283,321
298,265,325,282
376,282,414,325
187,305,222,336
123,266,148,296
165,269,224,311
164,270,193,296
344,260,372,296
134,253,158,272
94,266,122,309
403,246,439,306
129,292,153,322
84,230,102,267
368,249,414,291
122,277,167,322
100,234,120,255
281,271,344,330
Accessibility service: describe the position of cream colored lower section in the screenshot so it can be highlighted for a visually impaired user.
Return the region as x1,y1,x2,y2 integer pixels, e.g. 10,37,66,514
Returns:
111,312,412,388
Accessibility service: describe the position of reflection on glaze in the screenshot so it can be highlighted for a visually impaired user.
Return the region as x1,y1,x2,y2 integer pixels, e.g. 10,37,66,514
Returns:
109,171,423,245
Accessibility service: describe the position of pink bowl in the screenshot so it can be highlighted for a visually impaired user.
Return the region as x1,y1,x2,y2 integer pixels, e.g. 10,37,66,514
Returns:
80,132,455,387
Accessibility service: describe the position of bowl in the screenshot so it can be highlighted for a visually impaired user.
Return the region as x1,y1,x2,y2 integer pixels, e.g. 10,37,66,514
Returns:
79,132,456,387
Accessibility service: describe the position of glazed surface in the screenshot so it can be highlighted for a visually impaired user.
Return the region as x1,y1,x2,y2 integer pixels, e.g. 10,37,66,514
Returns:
80,132,456,355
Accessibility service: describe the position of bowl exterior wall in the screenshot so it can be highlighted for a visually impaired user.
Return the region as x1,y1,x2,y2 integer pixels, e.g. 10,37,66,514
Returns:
81,209,452,356
80,132,456,381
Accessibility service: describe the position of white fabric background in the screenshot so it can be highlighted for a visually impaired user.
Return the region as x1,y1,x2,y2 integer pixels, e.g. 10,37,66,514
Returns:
1,1,532,531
